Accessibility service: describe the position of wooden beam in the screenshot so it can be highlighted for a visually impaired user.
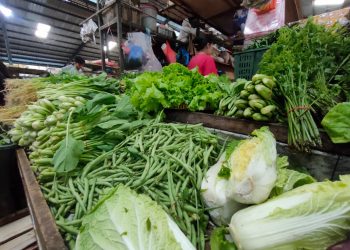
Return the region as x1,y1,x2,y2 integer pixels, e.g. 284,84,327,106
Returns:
294,0,303,19
165,110,350,156
0,16,12,64
16,149,66,250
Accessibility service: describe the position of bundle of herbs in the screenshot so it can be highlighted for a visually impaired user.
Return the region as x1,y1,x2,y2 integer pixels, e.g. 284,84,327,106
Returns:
258,19,350,151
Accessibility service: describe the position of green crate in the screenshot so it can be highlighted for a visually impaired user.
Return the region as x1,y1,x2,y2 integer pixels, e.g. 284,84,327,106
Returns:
234,47,269,80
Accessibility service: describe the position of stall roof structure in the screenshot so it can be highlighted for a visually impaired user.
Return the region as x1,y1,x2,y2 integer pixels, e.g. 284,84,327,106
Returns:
160,0,242,36
0,0,118,68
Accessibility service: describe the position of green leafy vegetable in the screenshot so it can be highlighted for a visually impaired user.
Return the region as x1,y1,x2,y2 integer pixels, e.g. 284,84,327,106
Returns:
75,185,195,250
321,102,350,143
229,175,350,250
210,227,237,250
269,156,316,198
52,133,84,173
129,63,227,113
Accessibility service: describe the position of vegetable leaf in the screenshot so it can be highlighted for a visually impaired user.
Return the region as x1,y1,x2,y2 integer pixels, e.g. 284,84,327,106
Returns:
75,185,195,250
321,102,350,143
269,156,316,198
210,227,237,250
53,134,84,173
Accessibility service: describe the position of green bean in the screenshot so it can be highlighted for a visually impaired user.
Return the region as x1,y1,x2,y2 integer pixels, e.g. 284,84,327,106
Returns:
180,176,190,193
61,219,82,226
69,178,86,213
73,203,79,220
96,181,113,188
183,204,199,214
200,228,205,250
56,221,79,235
195,164,203,190
55,204,66,219
183,211,192,234
191,224,197,247
76,181,85,195
63,201,75,216
162,149,194,175
87,178,96,211
82,178,89,206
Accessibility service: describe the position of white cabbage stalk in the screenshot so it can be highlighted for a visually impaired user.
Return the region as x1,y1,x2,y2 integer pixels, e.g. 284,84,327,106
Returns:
229,175,350,250
201,154,246,225
226,126,277,204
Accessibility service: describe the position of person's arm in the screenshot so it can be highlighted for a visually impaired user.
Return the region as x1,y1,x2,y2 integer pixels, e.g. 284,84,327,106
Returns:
203,56,218,75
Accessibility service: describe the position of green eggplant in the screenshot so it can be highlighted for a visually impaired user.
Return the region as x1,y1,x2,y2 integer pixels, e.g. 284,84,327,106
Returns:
243,107,254,118
249,99,266,110
235,109,244,118
248,94,261,100
252,113,269,121
261,105,276,115
252,74,269,82
240,90,250,98
262,77,276,89
255,84,272,100
234,99,248,109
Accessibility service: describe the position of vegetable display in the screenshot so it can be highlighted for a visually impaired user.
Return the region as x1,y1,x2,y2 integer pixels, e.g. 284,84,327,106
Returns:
216,74,279,121
3,23,350,250
258,19,350,151
229,175,350,250
76,185,195,250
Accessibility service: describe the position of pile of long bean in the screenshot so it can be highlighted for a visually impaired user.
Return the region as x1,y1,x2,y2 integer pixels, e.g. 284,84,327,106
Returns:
41,120,223,249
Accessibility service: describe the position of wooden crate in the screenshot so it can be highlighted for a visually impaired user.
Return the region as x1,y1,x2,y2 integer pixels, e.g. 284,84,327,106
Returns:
16,149,66,250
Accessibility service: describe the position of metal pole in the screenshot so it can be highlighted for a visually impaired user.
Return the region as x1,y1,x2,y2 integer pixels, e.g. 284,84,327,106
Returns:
0,16,13,64
116,0,124,72
96,0,106,71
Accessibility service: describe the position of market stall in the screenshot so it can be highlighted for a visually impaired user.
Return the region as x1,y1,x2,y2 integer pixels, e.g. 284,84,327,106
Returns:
1,0,350,250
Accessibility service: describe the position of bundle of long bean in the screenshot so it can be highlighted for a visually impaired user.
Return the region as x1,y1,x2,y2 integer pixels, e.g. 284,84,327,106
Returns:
40,120,222,249
280,66,321,151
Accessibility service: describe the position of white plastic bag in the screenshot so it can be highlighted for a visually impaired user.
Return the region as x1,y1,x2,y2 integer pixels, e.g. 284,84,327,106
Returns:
124,32,162,72
80,19,98,43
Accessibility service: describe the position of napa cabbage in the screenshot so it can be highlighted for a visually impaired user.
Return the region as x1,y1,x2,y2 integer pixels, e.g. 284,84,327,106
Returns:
229,175,350,250
75,185,195,250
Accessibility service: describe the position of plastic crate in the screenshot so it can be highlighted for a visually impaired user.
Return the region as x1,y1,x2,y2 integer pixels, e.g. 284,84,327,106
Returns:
234,47,269,80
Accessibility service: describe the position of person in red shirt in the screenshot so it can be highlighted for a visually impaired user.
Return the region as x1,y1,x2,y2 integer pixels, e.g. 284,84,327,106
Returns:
188,35,218,76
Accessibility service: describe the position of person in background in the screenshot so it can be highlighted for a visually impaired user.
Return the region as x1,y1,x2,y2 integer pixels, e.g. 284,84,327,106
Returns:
0,61,10,106
61,56,85,74
188,35,218,76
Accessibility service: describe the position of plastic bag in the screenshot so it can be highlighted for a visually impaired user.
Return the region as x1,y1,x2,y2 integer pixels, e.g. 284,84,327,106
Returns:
124,32,162,72
244,0,285,39
80,19,98,43
161,41,176,64
177,18,196,43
